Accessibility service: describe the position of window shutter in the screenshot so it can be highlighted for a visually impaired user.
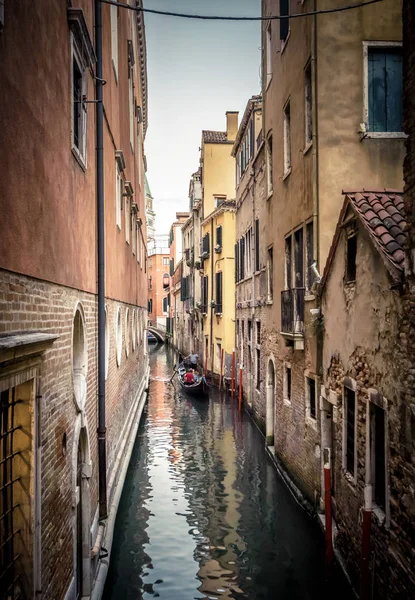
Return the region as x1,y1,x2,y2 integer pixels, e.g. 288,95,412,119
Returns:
255,218,260,271
280,0,289,42
241,237,245,280
368,50,386,132
216,225,222,248
386,51,402,132
235,243,239,282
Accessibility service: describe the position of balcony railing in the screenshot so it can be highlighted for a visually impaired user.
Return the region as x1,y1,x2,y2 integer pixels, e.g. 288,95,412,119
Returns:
281,288,305,335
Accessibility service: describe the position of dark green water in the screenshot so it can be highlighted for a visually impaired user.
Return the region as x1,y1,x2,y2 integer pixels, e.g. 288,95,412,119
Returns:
104,346,352,600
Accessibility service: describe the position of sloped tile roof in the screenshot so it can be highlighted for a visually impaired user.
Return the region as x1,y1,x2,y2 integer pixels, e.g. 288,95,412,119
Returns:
344,190,406,272
202,130,228,143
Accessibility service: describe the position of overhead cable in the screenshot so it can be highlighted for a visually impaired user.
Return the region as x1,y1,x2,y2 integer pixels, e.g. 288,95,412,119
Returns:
100,0,384,21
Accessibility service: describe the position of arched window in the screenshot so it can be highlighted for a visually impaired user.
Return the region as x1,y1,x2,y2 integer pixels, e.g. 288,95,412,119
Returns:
73,305,87,412
163,273,169,289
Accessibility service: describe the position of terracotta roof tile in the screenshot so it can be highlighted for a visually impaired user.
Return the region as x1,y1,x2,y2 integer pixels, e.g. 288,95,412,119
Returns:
344,190,406,273
202,130,228,143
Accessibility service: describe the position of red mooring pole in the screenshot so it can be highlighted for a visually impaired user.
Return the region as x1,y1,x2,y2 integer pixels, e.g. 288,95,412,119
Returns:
360,485,372,600
323,448,333,566
219,348,224,391
238,366,243,410
231,350,236,398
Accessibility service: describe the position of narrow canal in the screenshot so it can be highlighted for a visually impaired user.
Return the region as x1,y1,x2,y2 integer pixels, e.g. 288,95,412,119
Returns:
104,346,352,600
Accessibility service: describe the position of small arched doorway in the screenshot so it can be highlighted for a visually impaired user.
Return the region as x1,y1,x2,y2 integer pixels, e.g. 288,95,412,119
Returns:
266,359,275,446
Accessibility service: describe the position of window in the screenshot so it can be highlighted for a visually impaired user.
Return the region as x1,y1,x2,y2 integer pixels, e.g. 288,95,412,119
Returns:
148,276,152,290
73,306,87,411
169,258,174,276
148,299,153,314
163,273,169,289
116,164,122,229
163,257,169,266
256,348,261,390
248,319,252,345
294,228,304,288
132,215,136,255
284,364,291,402
128,41,135,150
216,225,223,250
307,376,317,420
266,23,272,88
202,276,209,314
245,228,252,277
215,272,223,314
256,321,261,345
305,61,313,146
132,310,136,351
280,0,289,44
255,218,260,272
367,46,402,133
369,397,386,511
0,380,35,598
346,234,357,282
283,100,291,175
162,297,168,314
214,195,226,208
267,246,273,301
344,386,356,477
125,196,130,244
71,37,87,164
306,221,315,291
110,4,118,80
202,233,210,257
266,134,273,195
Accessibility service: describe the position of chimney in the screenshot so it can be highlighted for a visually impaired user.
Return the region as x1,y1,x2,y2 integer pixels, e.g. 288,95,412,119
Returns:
226,111,239,142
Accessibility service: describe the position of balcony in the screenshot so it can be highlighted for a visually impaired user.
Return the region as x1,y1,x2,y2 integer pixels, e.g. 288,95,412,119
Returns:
281,288,305,350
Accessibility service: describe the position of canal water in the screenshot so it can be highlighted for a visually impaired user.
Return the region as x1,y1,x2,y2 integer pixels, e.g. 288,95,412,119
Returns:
104,346,352,600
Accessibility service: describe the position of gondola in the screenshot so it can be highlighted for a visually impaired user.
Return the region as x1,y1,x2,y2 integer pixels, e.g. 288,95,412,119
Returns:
176,363,210,397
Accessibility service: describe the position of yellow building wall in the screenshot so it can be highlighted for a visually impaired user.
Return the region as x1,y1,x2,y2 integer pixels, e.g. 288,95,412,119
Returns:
202,210,236,375
203,142,236,218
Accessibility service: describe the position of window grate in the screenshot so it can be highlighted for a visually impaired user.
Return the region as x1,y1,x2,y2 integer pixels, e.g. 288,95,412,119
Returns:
0,388,23,599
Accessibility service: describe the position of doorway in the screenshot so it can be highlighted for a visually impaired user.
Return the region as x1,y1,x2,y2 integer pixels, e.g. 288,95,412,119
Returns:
74,427,90,599
266,360,275,446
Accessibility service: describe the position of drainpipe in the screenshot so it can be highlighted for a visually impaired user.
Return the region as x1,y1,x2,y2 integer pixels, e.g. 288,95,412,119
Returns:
95,0,108,521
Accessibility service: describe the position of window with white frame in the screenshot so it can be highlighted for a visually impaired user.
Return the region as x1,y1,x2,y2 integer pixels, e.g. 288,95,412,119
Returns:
343,380,357,479
266,134,273,195
214,195,227,208
116,164,122,229
71,35,88,165
125,196,130,244
266,23,272,88
110,4,118,80
132,215,137,255
304,61,312,147
163,257,169,266
128,40,135,150
283,100,292,175
364,42,403,135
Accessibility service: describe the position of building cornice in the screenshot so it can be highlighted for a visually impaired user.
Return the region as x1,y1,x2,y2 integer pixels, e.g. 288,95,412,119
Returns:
136,0,148,137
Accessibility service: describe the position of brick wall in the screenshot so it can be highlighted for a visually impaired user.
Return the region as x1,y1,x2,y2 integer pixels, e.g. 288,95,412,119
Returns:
0,269,148,599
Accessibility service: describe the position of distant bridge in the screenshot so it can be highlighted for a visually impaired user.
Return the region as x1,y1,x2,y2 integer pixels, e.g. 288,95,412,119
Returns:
147,322,166,343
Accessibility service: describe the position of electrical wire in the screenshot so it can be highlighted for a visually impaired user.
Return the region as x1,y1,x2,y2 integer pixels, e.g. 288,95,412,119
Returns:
101,0,384,21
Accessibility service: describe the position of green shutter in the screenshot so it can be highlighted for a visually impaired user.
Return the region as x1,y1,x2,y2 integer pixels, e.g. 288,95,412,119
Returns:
368,49,386,132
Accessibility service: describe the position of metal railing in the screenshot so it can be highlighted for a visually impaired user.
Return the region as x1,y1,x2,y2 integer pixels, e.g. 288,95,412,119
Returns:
281,288,305,335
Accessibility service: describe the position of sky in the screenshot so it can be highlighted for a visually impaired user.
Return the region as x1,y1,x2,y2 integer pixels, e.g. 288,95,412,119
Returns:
143,0,261,235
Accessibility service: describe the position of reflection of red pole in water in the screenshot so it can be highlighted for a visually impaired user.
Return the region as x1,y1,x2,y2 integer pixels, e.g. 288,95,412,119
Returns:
231,350,235,397
323,448,333,566
238,367,243,410
360,485,372,600
219,348,224,391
